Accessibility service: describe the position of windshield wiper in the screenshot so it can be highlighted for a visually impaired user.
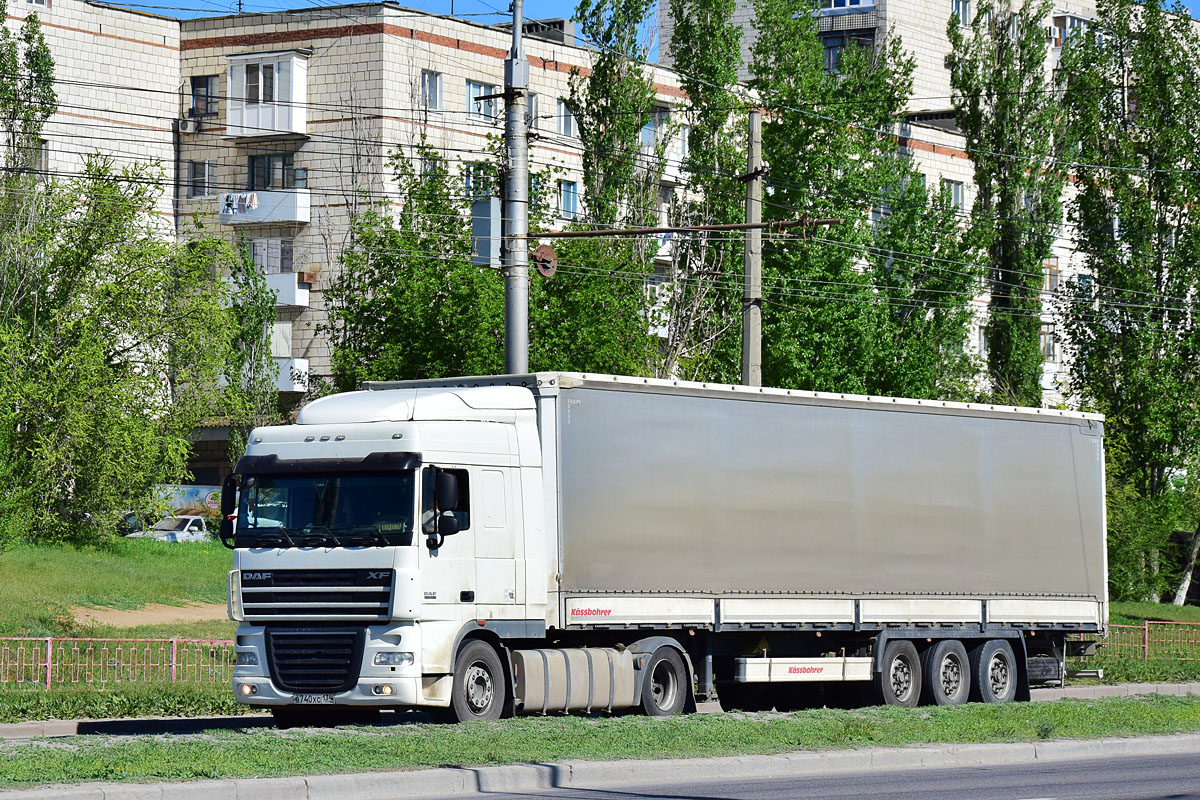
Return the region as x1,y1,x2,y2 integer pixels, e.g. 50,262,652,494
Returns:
334,525,391,547
237,527,298,548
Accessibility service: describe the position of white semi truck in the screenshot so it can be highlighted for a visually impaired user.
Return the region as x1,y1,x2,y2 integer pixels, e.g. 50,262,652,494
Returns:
220,373,1108,725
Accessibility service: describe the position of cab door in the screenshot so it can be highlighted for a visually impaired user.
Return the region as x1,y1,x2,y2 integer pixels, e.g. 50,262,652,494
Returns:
416,465,476,615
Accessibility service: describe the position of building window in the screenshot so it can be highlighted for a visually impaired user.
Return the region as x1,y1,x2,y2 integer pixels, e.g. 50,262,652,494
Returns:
1043,259,1061,294
190,75,218,117
467,80,497,120
941,179,965,212
978,326,989,357
640,108,668,150
248,154,306,190
464,162,492,199
420,70,441,110
952,0,971,25
820,31,874,74
1040,323,1057,362
245,62,275,105
558,180,578,219
187,160,217,198
819,0,871,8
22,138,48,176
557,99,576,137
26,0,47,7
250,238,295,274
526,92,539,131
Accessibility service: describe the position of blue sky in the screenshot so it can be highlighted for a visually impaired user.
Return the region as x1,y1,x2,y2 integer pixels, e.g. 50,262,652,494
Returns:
139,0,1200,34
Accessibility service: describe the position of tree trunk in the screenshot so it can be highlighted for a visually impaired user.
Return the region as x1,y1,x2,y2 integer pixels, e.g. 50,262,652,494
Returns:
1172,526,1200,606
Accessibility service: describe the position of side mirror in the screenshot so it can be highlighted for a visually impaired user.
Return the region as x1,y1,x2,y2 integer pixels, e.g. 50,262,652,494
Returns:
219,517,235,550
221,474,238,517
438,512,459,537
435,470,459,511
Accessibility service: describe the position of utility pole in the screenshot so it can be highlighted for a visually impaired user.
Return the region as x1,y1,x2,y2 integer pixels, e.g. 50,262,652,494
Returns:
502,0,530,374
742,108,762,387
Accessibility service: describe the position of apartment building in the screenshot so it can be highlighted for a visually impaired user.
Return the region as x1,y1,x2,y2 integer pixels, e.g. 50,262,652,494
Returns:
661,0,1100,403
13,0,686,400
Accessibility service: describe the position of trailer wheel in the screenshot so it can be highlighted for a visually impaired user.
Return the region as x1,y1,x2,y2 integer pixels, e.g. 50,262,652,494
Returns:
449,640,507,722
920,640,970,706
970,639,1017,703
640,647,688,717
877,640,922,707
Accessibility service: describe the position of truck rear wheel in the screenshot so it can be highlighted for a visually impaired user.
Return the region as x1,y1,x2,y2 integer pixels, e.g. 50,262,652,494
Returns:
920,640,970,706
449,640,507,722
876,640,922,707
970,639,1017,703
640,647,688,717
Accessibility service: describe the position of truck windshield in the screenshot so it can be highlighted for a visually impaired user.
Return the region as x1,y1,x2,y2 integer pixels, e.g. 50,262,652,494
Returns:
237,470,415,547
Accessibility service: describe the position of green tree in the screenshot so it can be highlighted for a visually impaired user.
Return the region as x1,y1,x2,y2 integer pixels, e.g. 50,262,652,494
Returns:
947,0,1066,406
1059,0,1200,602
749,0,981,398
325,146,504,389
530,0,662,375
657,0,746,380
0,0,55,170
223,237,279,465
0,159,246,545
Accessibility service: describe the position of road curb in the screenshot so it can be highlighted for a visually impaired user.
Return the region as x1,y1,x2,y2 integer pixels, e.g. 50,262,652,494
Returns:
3,732,1198,799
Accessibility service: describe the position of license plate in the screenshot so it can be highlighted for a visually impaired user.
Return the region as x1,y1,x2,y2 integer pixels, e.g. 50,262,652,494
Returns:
293,694,334,705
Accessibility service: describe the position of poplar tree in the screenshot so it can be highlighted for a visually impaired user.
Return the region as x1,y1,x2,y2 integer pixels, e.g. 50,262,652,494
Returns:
749,0,981,399
1059,0,1200,602
947,0,1066,406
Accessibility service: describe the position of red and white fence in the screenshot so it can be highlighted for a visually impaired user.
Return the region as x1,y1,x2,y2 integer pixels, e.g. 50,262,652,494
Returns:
1087,621,1200,660
0,638,235,689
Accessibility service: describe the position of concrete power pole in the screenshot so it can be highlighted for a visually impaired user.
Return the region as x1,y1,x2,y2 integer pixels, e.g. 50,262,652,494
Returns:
503,0,530,374
742,108,762,387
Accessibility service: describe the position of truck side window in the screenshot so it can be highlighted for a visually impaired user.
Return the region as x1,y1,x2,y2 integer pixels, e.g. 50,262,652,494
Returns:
422,467,471,533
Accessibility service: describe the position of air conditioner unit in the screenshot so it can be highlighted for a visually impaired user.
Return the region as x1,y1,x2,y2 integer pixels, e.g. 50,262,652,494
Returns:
176,118,199,134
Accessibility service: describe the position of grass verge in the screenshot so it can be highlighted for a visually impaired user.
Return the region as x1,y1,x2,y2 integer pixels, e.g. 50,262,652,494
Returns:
0,540,229,637
1109,601,1200,625
1071,655,1200,684
0,685,248,724
0,694,1196,788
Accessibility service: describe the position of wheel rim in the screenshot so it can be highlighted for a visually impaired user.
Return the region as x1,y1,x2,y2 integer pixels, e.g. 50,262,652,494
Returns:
988,652,1011,698
940,652,964,698
650,658,679,711
464,661,494,715
890,655,913,702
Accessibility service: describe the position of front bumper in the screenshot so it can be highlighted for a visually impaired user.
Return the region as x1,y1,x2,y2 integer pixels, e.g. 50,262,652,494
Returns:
233,622,425,707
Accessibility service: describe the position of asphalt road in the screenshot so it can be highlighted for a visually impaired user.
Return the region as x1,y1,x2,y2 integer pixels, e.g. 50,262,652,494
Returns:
443,753,1200,800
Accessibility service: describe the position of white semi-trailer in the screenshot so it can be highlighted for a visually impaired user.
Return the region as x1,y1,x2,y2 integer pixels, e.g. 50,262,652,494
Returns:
220,373,1107,725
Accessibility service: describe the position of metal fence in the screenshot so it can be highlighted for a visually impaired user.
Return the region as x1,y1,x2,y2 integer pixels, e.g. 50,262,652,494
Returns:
1089,621,1200,661
0,638,235,689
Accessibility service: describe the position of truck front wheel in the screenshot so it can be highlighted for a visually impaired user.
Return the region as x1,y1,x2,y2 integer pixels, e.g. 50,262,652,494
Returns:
449,640,507,722
877,640,922,707
640,646,689,717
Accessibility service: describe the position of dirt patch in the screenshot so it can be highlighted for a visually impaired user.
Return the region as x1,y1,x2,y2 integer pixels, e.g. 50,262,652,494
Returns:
71,603,228,627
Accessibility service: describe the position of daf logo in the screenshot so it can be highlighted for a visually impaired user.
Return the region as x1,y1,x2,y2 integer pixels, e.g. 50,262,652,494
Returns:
367,571,386,580
243,572,271,580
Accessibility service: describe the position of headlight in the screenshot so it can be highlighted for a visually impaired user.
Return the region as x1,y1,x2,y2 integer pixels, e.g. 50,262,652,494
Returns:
236,652,258,666
374,652,414,666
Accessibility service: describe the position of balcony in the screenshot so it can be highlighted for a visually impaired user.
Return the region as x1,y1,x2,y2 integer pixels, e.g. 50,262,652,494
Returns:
226,52,308,138
218,190,310,226
274,357,308,393
266,271,310,308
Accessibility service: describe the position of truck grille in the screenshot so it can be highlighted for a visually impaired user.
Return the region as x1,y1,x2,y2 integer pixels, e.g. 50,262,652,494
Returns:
241,569,393,622
266,628,365,693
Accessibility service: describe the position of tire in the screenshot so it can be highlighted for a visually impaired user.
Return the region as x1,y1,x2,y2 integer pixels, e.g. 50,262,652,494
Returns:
449,640,507,722
876,639,922,707
920,640,971,706
640,646,689,717
970,639,1018,703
